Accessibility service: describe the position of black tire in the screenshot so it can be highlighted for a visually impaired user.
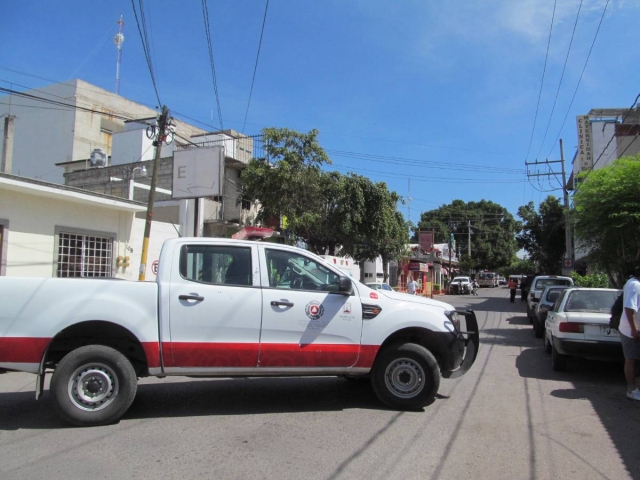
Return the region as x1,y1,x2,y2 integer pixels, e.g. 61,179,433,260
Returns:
50,345,137,427
533,319,544,338
551,340,567,372
370,343,440,410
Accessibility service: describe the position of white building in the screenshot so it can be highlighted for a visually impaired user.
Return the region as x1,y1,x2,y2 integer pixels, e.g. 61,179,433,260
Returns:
0,173,177,279
0,79,206,183
570,107,640,190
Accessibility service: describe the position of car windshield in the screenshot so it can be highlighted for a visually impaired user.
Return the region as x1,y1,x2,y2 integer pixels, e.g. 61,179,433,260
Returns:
565,290,620,313
452,277,469,282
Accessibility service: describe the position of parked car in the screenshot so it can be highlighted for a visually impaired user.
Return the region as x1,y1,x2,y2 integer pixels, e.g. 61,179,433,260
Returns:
449,276,472,295
366,282,393,292
498,277,507,285
544,287,623,371
527,275,574,322
533,285,570,338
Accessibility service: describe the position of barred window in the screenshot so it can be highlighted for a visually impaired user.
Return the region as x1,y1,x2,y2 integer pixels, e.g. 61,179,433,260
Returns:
57,232,113,277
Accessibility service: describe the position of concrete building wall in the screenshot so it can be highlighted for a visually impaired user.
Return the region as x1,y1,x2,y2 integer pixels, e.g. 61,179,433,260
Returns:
0,79,206,184
591,121,618,170
0,187,134,278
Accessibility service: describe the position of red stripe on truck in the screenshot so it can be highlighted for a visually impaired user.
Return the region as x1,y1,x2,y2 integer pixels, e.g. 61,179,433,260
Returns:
0,337,50,363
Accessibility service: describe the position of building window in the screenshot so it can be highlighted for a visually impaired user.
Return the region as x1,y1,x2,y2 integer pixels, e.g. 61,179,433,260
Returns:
57,232,113,277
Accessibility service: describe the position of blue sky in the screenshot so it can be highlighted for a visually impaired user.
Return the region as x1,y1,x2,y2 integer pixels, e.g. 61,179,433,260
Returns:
1,0,638,222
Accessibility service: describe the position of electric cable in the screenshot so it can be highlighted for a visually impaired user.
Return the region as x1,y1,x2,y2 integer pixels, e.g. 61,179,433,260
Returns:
534,0,583,161
525,0,557,162
201,0,224,130
241,0,270,133
130,0,161,105
544,0,611,161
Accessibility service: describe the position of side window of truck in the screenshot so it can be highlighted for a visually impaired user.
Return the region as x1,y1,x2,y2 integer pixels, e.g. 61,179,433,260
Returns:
180,245,252,286
265,248,341,291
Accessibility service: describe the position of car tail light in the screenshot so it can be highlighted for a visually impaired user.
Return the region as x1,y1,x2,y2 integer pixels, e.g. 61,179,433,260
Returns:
559,322,584,333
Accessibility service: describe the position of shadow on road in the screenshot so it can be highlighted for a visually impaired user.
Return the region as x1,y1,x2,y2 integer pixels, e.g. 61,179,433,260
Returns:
0,376,427,430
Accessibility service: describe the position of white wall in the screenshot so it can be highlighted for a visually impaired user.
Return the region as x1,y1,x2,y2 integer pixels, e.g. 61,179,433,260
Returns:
0,79,206,184
591,121,618,170
0,187,137,278
127,217,180,281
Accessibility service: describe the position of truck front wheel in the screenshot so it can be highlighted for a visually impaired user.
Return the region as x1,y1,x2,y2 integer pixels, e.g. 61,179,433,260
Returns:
50,345,137,427
371,343,440,410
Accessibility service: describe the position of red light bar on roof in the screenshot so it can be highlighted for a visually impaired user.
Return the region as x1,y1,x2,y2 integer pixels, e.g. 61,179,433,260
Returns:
231,227,274,240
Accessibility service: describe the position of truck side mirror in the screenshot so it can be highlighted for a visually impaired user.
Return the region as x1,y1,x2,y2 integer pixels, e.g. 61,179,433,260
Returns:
338,276,354,295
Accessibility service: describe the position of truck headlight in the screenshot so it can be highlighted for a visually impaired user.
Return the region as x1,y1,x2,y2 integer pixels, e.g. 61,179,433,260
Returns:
445,310,460,330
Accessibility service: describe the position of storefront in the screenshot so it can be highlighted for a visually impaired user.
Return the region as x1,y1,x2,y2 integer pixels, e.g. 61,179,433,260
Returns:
399,258,431,295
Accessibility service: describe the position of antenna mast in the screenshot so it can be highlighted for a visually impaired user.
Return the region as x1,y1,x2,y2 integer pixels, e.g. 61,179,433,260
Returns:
114,14,125,94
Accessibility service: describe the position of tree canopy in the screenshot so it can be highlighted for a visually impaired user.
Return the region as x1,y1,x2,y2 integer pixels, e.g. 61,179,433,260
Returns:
241,128,409,270
516,196,565,274
415,199,518,271
572,155,640,287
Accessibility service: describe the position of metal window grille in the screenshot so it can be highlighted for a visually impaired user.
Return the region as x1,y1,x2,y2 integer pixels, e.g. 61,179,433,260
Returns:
57,232,113,277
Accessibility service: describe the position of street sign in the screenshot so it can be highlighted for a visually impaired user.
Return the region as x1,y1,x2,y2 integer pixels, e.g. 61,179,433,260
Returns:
172,145,223,199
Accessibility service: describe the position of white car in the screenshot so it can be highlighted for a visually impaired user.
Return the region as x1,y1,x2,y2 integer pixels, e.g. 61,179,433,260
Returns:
544,287,623,371
527,275,574,322
449,276,472,295
366,282,394,292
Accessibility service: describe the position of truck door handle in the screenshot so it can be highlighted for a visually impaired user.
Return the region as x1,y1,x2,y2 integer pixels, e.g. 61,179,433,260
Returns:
271,300,294,307
179,294,204,302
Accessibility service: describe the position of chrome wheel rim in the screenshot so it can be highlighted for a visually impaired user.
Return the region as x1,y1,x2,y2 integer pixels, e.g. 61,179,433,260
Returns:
68,363,118,411
384,357,425,399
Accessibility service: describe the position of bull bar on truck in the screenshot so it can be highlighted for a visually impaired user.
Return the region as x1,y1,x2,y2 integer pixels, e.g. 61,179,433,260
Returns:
442,309,479,379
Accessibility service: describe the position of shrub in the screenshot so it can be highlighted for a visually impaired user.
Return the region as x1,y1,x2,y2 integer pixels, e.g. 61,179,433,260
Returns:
571,271,610,288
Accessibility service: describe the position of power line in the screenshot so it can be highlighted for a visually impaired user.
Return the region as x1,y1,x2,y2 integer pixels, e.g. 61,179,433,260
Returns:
130,0,161,105
525,0,556,162
330,162,525,184
201,0,224,130
534,0,583,161
327,150,524,174
242,0,270,133
544,0,610,161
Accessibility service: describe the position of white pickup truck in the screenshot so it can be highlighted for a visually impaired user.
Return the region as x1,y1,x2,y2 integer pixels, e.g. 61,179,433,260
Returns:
0,238,479,426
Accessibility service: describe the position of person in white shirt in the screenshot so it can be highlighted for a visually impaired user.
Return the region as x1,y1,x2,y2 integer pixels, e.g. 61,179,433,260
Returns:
621,266,640,401
407,276,417,295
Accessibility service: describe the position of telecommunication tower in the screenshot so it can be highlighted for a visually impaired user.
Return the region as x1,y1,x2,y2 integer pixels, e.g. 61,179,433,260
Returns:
114,15,125,94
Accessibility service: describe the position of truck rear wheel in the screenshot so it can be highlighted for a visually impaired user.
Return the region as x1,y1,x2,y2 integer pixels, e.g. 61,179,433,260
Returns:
50,345,137,427
371,343,440,410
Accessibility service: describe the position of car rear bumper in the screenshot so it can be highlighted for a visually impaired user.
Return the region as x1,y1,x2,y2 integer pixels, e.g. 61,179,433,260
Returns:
553,336,623,360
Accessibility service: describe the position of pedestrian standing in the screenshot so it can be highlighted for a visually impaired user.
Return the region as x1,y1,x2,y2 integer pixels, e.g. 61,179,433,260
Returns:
407,275,417,295
621,266,640,401
508,278,517,303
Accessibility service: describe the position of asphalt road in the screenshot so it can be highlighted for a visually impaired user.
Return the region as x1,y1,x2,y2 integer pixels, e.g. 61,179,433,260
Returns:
1,286,638,479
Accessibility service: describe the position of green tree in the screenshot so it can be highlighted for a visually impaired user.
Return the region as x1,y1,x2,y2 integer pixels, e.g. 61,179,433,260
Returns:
573,155,640,287
338,176,409,280
415,199,518,271
241,128,331,250
516,196,565,274
241,128,410,273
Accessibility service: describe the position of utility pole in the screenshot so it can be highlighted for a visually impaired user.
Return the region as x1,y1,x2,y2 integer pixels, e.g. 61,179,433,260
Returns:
139,105,170,281
559,139,573,275
467,219,471,257
525,139,573,274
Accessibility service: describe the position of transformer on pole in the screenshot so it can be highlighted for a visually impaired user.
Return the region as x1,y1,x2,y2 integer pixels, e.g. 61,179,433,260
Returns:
114,14,125,94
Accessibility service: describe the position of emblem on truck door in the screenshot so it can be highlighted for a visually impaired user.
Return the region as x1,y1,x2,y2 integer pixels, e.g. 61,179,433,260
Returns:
305,300,324,320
